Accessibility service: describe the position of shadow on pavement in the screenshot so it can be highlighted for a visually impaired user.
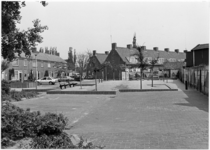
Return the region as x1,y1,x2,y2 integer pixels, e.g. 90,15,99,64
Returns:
174,91,208,113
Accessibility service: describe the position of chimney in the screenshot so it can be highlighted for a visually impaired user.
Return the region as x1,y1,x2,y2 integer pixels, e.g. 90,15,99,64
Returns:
141,46,146,50
175,49,179,53
184,50,188,53
57,52,60,56
105,51,109,55
93,50,96,56
69,47,73,52
164,48,169,52
31,47,37,53
112,43,117,50
127,44,132,49
153,47,158,51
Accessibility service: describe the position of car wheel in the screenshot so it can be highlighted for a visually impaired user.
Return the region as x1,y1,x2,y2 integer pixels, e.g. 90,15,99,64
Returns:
49,81,52,85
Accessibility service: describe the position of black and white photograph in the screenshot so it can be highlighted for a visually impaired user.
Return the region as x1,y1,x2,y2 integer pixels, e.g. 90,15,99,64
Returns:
1,0,209,149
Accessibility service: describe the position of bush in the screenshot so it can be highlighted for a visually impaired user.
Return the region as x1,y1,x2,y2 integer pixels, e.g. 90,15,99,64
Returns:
2,102,103,149
9,90,38,101
30,132,75,149
1,102,68,146
2,79,10,95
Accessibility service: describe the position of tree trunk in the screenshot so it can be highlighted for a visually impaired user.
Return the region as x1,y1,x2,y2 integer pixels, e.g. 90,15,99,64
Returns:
95,71,97,91
140,71,143,89
152,68,153,87
80,72,82,89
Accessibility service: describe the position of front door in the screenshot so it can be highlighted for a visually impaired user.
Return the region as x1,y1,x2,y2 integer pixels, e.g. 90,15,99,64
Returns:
19,72,22,82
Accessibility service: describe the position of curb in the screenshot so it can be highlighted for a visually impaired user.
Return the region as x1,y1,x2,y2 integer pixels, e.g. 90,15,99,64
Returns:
75,84,95,86
22,89,56,92
119,89,178,92
47,91,116,95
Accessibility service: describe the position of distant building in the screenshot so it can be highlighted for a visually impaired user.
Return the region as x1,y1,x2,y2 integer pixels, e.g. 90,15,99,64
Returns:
2,48,67,81
86,50,109,79
104,37,186,80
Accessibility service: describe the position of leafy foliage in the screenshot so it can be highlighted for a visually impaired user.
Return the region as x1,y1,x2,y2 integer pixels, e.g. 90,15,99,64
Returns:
1,60,10,73
9,90,38,101
1,102,104,149
1,1,48,61
2,79,11,95
1,102,68,146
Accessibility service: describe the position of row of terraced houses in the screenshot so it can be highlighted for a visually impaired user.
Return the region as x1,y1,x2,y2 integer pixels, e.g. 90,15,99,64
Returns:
2,48,67,82
86,36,186,80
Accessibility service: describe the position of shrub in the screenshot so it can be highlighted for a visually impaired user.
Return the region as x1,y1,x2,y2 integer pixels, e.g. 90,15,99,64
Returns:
2,102,68,145
9,90,38,101
30,132,75,149
2,79,10,95
1,102,103,149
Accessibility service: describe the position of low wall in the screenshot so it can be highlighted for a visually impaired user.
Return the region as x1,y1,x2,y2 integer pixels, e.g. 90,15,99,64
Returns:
10,82,37,88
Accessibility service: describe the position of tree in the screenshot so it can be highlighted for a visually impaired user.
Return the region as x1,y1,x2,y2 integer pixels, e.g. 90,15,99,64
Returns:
149,56,159,87
1,60,10,73
133,46,148,89
53,62,67,78
44,70,49,77
1,1,48,62
77,53,89,89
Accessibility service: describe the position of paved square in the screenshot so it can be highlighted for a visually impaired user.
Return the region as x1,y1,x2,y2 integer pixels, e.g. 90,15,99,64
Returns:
13,80,208,149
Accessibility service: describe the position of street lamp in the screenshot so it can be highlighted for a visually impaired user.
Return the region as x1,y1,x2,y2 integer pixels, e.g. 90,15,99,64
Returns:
34,52,39,92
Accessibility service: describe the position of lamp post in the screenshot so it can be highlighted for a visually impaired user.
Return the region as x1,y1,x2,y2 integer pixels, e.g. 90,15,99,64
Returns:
34,52,39,92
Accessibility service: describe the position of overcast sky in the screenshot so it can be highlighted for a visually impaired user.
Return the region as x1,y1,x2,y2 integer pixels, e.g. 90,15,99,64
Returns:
17,1,209,59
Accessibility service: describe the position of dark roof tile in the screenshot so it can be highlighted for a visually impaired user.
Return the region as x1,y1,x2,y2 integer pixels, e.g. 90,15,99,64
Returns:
191,44,209,51
115,47,186,64
95,53,108,64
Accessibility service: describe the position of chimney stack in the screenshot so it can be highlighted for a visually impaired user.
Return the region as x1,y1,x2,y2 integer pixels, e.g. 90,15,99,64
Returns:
175,49,179,53
69,47,73,52
105,51,109,55
57,52,60,56
127,44,132,49
31,47,37,53
93,50,96,56
112,43,117,50
153,47,158,51
141,46,146,50
164,48,169,52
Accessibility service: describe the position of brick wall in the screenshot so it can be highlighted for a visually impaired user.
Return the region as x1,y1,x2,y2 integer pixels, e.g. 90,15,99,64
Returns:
105,49,125,80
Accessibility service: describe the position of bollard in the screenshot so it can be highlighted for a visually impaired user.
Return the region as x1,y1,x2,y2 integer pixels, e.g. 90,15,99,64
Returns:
185,81,188,90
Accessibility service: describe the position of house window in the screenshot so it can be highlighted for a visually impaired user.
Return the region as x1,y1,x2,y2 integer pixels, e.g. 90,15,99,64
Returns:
48,63,51,68
12,59,19,66
24,59,27,66
32,60,36,67
15,70,18,80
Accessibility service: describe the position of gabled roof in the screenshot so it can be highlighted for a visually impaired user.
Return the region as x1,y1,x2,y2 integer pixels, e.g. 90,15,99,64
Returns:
15,52,66,63
163,61,184,70
115,47,186,64
95,53,108,64
191,44,209,51
115,47,137,64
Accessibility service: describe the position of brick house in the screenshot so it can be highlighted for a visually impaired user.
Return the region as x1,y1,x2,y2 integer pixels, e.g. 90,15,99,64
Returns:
86,50,109,79
2,48,67,81
181,44,209,95
105,41,186,80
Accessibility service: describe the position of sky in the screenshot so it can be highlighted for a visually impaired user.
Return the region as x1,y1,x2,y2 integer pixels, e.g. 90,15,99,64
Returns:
17,0,209,60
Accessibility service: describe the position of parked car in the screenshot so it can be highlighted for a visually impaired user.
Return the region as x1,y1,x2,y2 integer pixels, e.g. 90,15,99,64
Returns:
85,75,94,79
36,77,58,85
70,74,82,81
58,76,74,82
